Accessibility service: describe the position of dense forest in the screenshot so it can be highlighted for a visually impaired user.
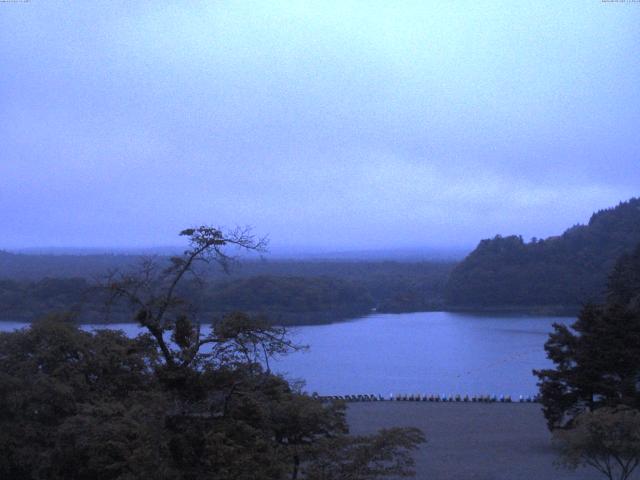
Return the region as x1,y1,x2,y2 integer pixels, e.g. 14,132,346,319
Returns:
0,257,454,325
444,197,640,312
3,197,640,322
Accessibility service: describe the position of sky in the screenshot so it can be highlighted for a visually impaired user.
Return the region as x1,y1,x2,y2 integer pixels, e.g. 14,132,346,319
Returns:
1,1,639,254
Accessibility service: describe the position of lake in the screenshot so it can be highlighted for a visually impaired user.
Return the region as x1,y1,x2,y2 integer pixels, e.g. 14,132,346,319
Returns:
0,312,573,398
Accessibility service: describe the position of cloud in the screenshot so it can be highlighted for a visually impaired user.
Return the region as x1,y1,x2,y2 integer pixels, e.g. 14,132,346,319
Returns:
0,2,638,249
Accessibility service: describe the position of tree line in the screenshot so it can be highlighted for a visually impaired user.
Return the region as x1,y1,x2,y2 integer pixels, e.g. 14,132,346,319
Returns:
445,197,640,312
3,197,640,320
0,262,454,325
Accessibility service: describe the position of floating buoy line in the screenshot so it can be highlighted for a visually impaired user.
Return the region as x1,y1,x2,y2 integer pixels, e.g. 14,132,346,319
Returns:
312,349,546,404
314,393,541,403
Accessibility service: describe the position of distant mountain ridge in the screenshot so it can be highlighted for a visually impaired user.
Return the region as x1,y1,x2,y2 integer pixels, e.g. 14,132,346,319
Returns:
444,197,640,312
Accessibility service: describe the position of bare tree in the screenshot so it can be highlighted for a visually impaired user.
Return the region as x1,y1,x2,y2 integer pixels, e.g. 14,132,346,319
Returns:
102,226,300,370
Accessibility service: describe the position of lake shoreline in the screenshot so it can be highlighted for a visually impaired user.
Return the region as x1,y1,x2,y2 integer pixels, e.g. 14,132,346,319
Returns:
1,312,574,401
0,307,577,326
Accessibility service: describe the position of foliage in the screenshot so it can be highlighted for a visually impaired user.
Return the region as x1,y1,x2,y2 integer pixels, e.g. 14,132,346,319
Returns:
0,315,162,480
445,197,640,311
203,275,374,322
0,262,455,325
534,243,640,429
553,407,640,480
0,226,426,479
0,277,92,320
303,428,425,480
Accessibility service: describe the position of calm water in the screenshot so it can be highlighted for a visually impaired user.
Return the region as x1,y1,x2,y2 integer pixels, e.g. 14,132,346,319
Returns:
0,312,573,397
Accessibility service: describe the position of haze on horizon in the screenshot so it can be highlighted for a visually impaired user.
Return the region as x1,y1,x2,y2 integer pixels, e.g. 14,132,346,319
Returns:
1,1,639,253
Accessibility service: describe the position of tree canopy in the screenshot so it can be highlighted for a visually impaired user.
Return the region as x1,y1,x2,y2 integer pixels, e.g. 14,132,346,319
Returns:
0,261,454,325
445,197,640,312
0,226,426,479
553,407,640,480
535,243,640,430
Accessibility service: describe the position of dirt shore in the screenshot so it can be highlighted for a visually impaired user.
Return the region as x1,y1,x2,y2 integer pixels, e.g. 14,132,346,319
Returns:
347,402,620,480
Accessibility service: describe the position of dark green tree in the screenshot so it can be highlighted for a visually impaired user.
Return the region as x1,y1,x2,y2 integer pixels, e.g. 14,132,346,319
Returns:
534,243,640,429
445,197,640,311
0,315,163,479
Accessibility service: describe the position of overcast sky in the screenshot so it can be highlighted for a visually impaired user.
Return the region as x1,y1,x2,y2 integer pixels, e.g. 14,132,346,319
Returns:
1,1,639,253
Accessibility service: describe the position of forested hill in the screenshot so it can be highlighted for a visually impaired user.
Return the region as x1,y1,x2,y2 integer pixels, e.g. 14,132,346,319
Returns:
0,257,454,325
444,197,640,312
